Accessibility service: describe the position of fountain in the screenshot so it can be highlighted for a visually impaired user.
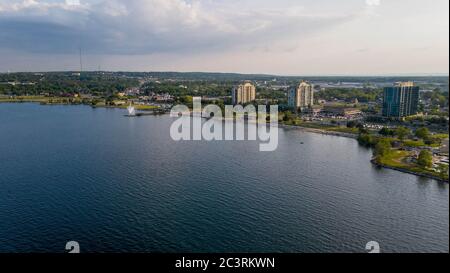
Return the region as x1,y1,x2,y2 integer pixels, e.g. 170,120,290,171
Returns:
127,104,136,116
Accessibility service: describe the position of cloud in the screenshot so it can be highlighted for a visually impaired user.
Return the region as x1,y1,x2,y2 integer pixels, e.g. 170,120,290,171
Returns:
66,0,80,5
0,0,356,55
366,0,381,6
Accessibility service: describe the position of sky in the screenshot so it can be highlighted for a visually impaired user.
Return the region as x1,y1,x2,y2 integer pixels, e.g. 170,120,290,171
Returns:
0,0,448,75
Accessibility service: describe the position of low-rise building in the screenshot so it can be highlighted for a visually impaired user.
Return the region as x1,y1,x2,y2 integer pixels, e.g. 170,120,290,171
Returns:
322,106,362,117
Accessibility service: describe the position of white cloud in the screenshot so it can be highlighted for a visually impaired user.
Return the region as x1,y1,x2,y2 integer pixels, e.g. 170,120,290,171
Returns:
0,0,356,54
366,0,381,6
2,0,446,75
66,0,80,6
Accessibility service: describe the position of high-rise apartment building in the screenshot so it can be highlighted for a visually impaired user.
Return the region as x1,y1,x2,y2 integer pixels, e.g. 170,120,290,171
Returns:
288,81,314,110
382,82,420,118
232,82,256,105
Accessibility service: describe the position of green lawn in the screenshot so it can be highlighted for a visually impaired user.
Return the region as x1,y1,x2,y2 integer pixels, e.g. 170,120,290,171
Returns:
434,134,449,140
403,140,426,148
327,127,360,134
281,121,360,135
377,150,410,168
376,150,448,181
127,105,160,111
1,97,161,111
0,96,51,103
0,96,86,104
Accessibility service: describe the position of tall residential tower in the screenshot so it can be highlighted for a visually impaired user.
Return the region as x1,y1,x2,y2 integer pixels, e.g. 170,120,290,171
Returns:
232,82,256,105
288,81,314,111
382,82,420,118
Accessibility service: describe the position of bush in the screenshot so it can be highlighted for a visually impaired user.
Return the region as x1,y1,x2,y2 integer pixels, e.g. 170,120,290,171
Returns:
347,121,358,128
358,134,375,147
283,111,294,122
417,150,433,168
379,127,395,136
415,127,430,140
374,139,392,157
395,127,411,140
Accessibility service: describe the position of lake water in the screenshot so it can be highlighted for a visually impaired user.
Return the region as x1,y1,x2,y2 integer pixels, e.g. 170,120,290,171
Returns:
0,103,448,253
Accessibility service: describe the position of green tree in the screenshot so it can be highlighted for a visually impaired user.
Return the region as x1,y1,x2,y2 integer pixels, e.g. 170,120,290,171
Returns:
347,121,358,128
395,127,411,141
358,126,369,135
425,137,441,146
178,96,193,107
283,111,294,122
358,134,374,147
374,139,392,158
437,164,449,179
417,150,433,168
415,127,430,140
379,127,394,136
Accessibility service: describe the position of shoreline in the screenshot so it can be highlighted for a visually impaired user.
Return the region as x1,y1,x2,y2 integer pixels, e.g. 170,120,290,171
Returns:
371,159,448,183
1,101,447,182
281,124,447,183
0,100,163,112
279,124,359,139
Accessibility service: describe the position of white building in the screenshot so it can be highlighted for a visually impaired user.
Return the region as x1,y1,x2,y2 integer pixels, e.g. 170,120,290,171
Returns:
288,81,314,111
232,81,256,105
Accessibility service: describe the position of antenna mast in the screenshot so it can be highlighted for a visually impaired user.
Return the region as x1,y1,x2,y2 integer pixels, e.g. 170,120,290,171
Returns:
79,47,83,77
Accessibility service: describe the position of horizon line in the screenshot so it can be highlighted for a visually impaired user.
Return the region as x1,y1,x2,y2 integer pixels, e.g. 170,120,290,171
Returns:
0,70,449,78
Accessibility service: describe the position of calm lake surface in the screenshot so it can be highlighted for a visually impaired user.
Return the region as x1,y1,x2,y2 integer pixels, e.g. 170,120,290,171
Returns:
0,103,448,253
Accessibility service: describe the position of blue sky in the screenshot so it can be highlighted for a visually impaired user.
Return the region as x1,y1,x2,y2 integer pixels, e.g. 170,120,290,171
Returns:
0,0,448,75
